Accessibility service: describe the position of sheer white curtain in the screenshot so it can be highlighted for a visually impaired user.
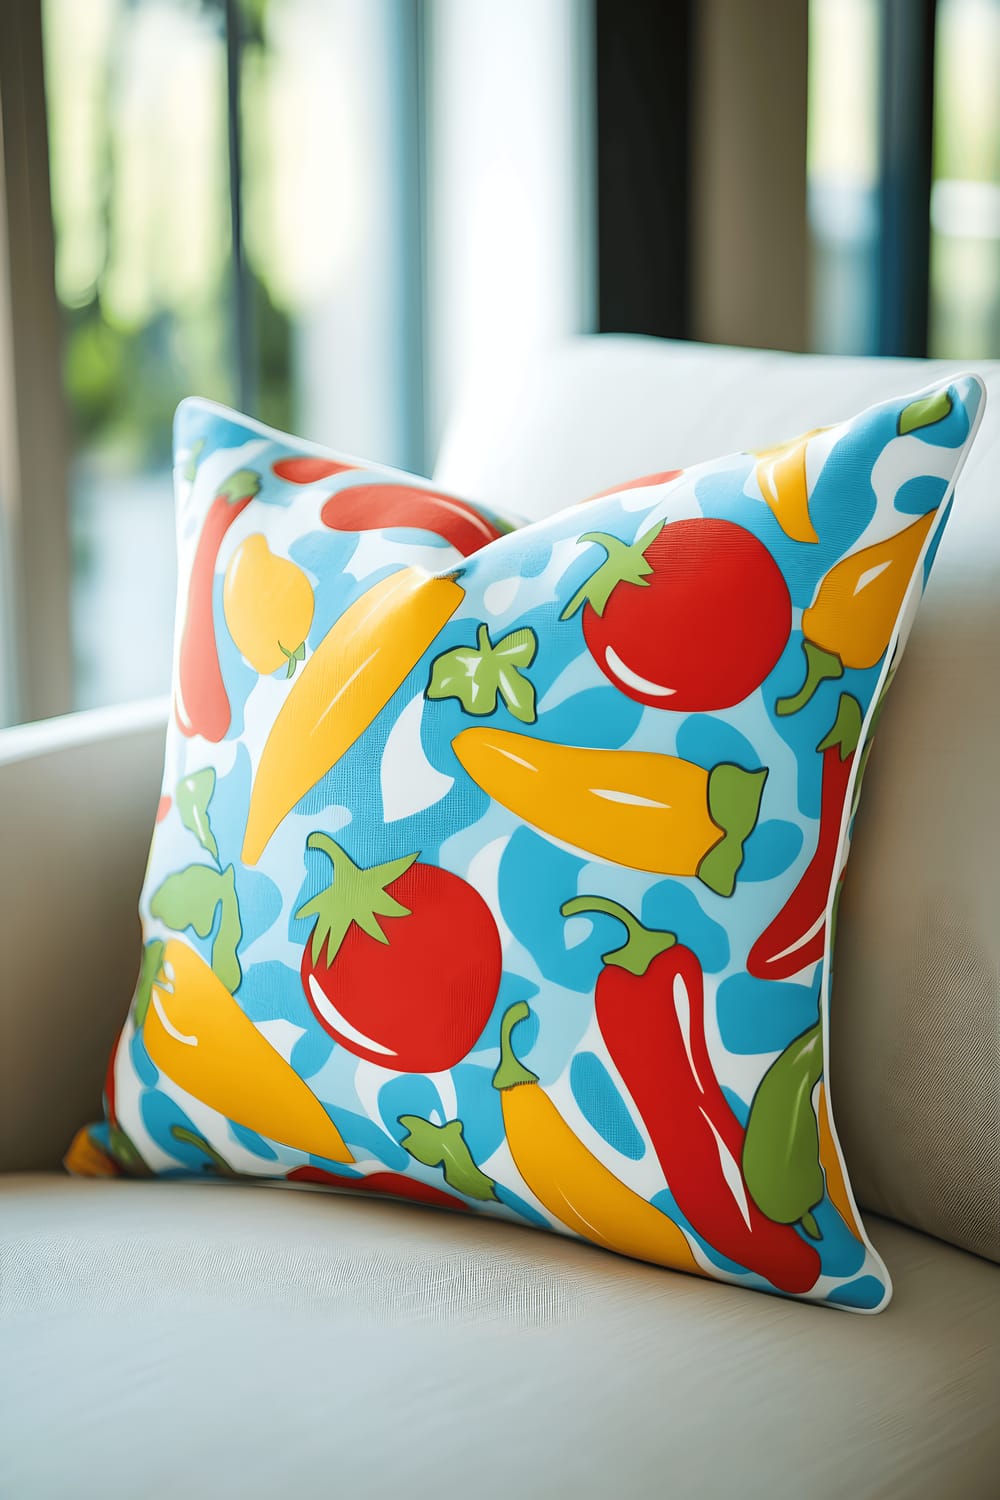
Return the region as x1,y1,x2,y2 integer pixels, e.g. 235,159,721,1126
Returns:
422,0,596,464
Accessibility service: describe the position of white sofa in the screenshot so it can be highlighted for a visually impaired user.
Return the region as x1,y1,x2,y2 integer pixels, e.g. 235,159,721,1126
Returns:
2,337,997,1499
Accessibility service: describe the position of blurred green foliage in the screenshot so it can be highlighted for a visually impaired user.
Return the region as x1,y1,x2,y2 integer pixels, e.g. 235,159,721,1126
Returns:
44,0,292,472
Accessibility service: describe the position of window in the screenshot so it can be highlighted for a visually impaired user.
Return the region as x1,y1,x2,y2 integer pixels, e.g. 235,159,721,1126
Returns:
42,0,423,713
929,0,1000,356
809,0,1000,359
4,1,994,728
807,0,882,354
0,0,592,726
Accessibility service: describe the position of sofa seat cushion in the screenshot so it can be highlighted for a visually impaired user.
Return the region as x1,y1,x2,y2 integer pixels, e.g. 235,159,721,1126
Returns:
2,1175,998,1500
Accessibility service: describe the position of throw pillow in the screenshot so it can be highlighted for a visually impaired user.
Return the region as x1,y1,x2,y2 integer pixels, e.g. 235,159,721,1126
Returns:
67,377,985,1311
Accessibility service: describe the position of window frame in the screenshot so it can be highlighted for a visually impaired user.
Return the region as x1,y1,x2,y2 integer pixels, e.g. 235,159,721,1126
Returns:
0,0,73,726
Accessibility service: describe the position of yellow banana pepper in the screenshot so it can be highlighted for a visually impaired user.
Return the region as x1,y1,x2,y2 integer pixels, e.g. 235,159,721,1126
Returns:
143,939,353,1162
493,1003,704,1277
778,510,936,715
753,426,828,544
64,1128,121,1178
816,1082,863,1238
243,568,464,864
452,728,766,896
223,535,315,677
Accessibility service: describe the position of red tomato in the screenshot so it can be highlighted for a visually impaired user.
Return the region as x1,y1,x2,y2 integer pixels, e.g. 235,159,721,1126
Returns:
320,484,504,557
288,1165,469,1212
566,518,791,711
272,456,356,484
299,839,502,1073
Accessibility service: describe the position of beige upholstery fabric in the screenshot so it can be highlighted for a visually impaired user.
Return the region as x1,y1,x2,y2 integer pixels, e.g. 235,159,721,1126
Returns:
0,701,167,1175
2,1175,998,1500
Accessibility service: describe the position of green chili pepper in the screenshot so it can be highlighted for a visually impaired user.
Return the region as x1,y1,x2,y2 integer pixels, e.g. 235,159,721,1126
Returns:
742,1021,824,1239
107,1125,152,1176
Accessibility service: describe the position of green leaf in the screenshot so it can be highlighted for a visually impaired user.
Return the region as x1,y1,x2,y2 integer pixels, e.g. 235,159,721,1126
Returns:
133,938,166,1027
176,768,219,863
491,627,536,666
150,863,243,991
398,1116,498,1201
182,438,205,483
898,389,952,436
426,623,538,724
212,867,243,991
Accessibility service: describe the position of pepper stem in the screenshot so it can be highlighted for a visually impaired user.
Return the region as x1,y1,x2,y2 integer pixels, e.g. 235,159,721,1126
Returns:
776,641,843,717
492,1002,539,1091
699,764,768,898
559,524,664,620
216,467,262,505
133,937,167,1028
816,692,863,760
800,1210,822,1241
560,896,676,977
278,640,307,679
170,1125,236,1177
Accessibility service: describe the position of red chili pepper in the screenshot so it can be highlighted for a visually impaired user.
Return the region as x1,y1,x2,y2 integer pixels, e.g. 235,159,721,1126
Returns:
103,1033,120,1127
748,693,863,981
273,456,356,484
288,1165,469,1213
320,484,505,557
175,469,261,742
582,469,683,503
562,896,821,1295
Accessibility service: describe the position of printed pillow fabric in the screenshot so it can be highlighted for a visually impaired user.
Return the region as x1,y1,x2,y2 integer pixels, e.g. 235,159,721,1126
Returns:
67,377,985,1312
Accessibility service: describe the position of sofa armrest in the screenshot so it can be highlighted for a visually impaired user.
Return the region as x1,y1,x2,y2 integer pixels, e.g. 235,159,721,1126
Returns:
0,700,168,1172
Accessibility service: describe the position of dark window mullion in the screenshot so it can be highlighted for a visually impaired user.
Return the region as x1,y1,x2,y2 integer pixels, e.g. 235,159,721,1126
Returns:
877,0,938,357
224,0,255,413
595,0,693,339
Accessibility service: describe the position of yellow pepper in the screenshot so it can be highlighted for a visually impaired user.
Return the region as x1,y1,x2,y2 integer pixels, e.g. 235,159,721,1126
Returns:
143,939,353,1162
243,568,464,864
753,426,828,544
452,727,767,896
223,535,315,678
778,510,936,715
493,1003,704,1277
64,1128,121,1178
816,1082,864,1239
